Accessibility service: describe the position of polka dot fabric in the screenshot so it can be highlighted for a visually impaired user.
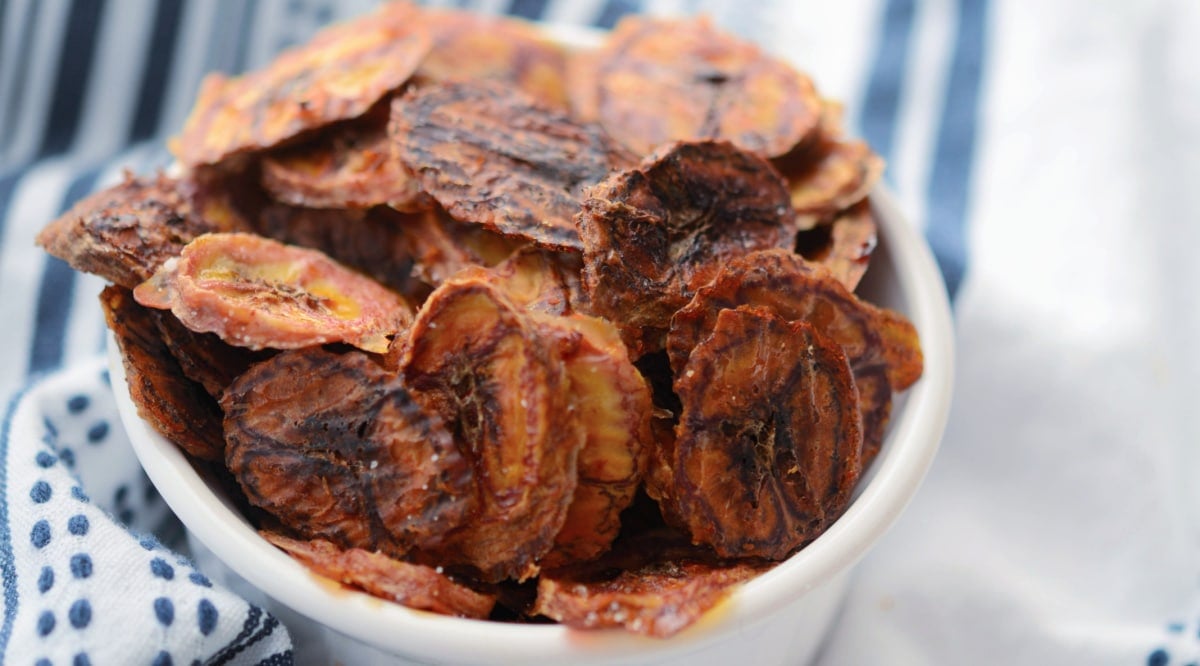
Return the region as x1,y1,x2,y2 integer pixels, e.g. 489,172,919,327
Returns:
1,359,292,664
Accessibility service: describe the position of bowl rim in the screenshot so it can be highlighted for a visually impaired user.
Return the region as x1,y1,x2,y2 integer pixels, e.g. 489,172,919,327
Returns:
109,23,956,665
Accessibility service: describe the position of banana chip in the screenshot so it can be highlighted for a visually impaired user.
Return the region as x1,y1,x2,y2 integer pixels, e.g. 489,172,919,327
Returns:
390,81,616,251
260,112,430,212
173,2,431,167
666,307,863,559
397,214,528,291
579,16,821,158
225,349,473,553
153,310,271,399
534,528,772,637
263,532,495,619
36,173,217,289
133,232,412,353
576,140,795,355
668,249,922,463
775,102,883,226
533,314,652,567
100,286,225,461
417,9,569,108
458,247,583,317
401,277,583,581
795,200,878,291
253,203,430,300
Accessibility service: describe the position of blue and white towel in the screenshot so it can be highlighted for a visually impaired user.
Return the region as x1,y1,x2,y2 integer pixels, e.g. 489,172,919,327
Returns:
2,359,291,665
2,0,1198,664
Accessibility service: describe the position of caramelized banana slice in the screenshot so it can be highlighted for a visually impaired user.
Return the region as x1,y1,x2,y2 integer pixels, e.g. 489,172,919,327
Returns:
417,9,569,108
794,200,878,291
565,50,601,124
876,305,925,391
668,249,921,463
101,286,225,461
668,248,923,393
183,164,267,233
533,314,652,567
173,2,431,167
253,204,427,300
775,102,883,226
668,307,863,559
36,173,217,289
390,81,616,251
401,277,582,581
225,349,473,553
397,211,526,288
153,311,271,398
534,528,772,637
263,532,495,619
133,232,411,353
261,112,429,211
585,16,820,158
576,140,794,355
475,247,581,316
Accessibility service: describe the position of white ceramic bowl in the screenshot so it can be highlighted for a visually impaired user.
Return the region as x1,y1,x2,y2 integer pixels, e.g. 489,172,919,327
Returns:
109,184,953,665
109,22,954,666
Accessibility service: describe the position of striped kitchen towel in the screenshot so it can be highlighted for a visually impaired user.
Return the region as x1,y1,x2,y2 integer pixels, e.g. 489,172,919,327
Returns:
2,0,1198,664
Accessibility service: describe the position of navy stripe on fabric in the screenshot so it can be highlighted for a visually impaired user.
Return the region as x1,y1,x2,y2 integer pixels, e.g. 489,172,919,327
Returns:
507,0,549,20
0,387,32,661
926,0,988,300
593,0,639,29
129,0,187,143
38,0,108,157
857,0,916,167
28,166,104,376
209,605,264,666
0,2,41,154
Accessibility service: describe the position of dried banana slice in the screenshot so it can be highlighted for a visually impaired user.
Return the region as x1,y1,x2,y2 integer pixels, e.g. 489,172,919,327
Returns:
263,532,495,619
794,200,878,291
417,8,570,109
565,50,601,123
400,277,582,581
36,173,217,289
261,112,429,212
133,232,411,353
397,212,527,289
775,102,883,226
153,311,271,398
101,286,225,461
533,314,652,567
668,307,863,559
467,248,581,316
668,249,922,463
583,16,821,158
173,2,431,167
390,81,616,251
534,528,772,637
182,164,267,234
253,203,428,300
225,349,473,553
576,140,795,355
876,305,925,392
